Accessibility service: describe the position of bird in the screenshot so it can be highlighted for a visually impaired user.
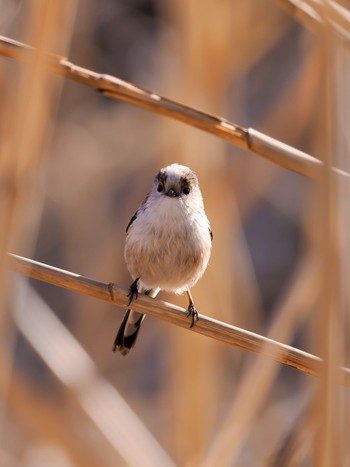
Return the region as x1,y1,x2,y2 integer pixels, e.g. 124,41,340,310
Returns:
113,163,212,356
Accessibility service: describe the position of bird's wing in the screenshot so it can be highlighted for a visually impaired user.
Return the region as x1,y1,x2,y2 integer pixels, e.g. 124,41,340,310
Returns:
126,211,138,234
126,193,150,234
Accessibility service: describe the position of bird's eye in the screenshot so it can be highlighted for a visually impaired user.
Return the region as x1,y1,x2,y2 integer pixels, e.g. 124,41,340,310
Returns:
157,183,164,192
183,187,190,195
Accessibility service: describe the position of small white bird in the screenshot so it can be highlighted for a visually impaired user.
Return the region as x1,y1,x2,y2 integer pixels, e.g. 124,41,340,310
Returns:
113,163,212,355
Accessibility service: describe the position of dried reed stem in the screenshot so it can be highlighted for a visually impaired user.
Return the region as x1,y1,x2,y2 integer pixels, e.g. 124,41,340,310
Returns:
313,8,345,464
7,253,350,386
277,0,350,41
0,34,348,179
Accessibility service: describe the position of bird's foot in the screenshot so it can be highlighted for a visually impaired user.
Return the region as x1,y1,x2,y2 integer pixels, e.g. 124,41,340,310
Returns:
186,302,199,328
127,278,140,306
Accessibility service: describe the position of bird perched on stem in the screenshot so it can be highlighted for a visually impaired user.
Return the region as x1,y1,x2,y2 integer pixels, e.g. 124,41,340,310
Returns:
113,163,212,355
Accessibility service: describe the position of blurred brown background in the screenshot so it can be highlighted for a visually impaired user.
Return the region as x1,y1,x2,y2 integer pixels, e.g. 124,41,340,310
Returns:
1,0,349,466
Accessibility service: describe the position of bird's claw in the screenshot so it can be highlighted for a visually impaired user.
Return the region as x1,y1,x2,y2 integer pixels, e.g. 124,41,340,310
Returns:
187,303,199,328
127,278,139,306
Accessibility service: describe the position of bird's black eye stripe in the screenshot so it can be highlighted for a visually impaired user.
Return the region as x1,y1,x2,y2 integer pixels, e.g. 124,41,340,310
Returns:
155,170,167,193
180,175,195,195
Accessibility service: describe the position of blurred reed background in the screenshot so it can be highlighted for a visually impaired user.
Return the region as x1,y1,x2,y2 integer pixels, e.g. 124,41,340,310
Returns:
0,0,349,466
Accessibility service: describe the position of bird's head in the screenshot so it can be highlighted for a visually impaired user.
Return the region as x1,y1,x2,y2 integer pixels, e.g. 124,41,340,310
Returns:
152,163,200,201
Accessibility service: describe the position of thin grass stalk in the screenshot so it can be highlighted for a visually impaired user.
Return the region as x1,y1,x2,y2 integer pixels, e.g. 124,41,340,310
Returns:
313,10,345,466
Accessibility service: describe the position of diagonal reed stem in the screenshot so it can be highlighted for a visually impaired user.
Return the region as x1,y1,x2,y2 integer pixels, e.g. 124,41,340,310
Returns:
0,34,349,179
6,253,350,386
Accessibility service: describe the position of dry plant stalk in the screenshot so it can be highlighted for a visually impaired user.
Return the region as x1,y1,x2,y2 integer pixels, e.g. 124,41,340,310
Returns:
312,10,345,465
0,0,78,464
7,253,350,387
0,3,75,266
278,0,350,42
0,34,348,179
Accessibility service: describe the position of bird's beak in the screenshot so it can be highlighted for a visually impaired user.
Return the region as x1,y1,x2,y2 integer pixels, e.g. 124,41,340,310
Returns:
165,187,179,197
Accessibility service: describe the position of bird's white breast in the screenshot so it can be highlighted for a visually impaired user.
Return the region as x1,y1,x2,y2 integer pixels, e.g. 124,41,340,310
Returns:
124,195,211,293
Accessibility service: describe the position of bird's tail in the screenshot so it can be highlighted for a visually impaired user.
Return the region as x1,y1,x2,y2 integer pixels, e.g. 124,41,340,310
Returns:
112,287,159,356
113,309,145,356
